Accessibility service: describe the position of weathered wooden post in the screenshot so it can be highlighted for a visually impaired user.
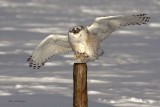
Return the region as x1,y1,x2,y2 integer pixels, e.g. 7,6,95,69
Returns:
73,63,88,107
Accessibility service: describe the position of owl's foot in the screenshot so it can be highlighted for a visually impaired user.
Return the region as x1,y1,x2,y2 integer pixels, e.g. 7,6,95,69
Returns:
74,52,89,62
74,52,80,60
82,53,88,57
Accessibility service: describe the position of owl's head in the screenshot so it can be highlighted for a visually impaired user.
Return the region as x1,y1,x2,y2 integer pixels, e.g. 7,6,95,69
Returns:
69,25,84,34
68,25,88,42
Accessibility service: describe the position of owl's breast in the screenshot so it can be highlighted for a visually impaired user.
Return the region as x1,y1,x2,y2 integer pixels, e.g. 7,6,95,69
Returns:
71,42,86,53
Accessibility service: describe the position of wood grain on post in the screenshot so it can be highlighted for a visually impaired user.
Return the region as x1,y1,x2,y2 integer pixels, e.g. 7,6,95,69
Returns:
73,63,88,107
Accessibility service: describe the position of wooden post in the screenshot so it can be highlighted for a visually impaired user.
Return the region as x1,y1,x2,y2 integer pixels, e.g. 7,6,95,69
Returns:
73,63,88,107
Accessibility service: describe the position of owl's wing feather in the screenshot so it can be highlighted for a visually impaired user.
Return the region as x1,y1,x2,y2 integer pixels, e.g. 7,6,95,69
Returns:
27,34,72,69
87,13,150,42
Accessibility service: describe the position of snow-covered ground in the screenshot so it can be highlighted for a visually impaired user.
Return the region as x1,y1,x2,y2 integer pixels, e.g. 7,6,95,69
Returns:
0,0,160,107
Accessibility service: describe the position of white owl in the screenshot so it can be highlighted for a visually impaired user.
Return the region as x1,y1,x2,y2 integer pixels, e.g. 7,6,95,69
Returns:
27,13,150,69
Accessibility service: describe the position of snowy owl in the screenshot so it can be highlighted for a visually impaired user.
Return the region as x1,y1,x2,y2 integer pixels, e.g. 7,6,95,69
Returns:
27,13,150,69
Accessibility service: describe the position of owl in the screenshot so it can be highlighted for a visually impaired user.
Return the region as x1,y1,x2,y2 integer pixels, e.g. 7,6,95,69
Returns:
27,13,150,69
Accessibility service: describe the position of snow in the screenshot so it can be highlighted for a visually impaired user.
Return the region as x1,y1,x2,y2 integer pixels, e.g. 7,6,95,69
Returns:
0,0,160,107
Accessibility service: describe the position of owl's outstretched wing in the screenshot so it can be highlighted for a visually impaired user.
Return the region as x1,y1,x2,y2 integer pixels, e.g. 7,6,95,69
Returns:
87,13,150,42
27,34,72,69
